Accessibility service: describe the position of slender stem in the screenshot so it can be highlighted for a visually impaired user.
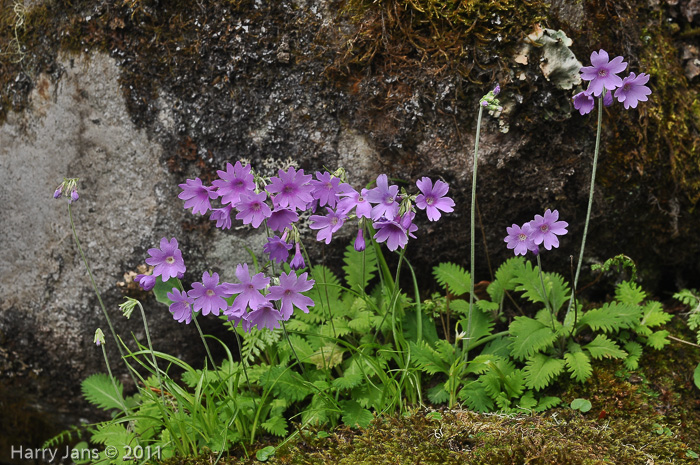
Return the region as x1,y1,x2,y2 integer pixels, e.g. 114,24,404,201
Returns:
229,322,258,412
281,321,305,375
567,91,604,321
467,104,484,361
536,254,556,331
668,335,700,348
135,301,166,408
68,204,139,388
100,344,129,415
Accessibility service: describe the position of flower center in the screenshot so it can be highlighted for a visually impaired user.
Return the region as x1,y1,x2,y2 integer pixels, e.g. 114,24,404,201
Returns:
247,284,254,291
358,196,364,202
284,289,292,296
426,196,435,206
540,224,549,233
623,83,631,91
331,217,339,226
166,256,175,264
518,233,527,242
598,68,608,77
284,185,295,194
324,182,333,190
251,202,261,212
206,289,215,297
385,196,394,204
234,180,244,188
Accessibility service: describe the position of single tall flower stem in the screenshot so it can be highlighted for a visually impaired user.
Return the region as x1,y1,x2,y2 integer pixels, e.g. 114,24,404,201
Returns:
100,343,129,415
135,300,166,408
536,254,557,331
567,91,604,321
68,204,139,388
228,321,258,412
281,321,305,375
466,104,484,360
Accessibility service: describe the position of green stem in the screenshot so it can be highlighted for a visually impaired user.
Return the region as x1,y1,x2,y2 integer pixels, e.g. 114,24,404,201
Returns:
536,254,556,331
68,204,138,388
466,104,484,360
135,300,166,409
281,320,305,375
100,343,129,415
566,91,604,321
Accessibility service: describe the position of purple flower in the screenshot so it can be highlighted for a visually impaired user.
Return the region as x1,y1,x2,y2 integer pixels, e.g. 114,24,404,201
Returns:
210,205,233,230
227,312,254,333
373,212,417,251
337,185,372,219
146,237,186,281
573,91,595,115
264,236,293,264
53,186,63,199
614,72,651,109
603,89,614,107
580,49,627,97
212,161,255,206
267,206,298,232
267,271,315,320
529,209,568,250
224,263,270,313
135,274,156,291
354,228,366,252
188,271,231,316
70,190,79,203
367,174,400,220
309,208,347,244
415,177,455,221
247,301,284,331
504,223,537,256
311,171,342,208
166,288,194,324
179,178,217,215
267,167,314,211
493,84,501,96
290,242,305,270
235,191,272,228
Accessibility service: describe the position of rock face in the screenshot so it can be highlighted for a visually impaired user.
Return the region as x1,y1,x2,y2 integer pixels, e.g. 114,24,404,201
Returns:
1,0,699,452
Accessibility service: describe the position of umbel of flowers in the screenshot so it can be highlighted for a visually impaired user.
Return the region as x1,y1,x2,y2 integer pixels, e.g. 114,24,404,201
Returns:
136,163,454,332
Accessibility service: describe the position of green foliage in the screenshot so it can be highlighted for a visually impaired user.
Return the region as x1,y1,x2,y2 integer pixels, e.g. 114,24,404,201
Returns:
432,262,471,296
570,398,592,413
591,254,638,282
81,373,125,411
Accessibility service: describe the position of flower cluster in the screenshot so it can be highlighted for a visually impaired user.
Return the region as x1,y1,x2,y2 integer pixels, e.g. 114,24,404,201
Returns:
140,236,316,331
504,209,568,256
178,162,454,256
52,178,80,203
573,49,651,115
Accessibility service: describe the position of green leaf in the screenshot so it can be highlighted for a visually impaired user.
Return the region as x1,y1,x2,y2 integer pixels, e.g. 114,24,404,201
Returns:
259,366,312,402
410,341,450,375
153,276,179,306
433,262,471,296
508,316,557,360
340,400,374,428
694,363,700,390
640,301,672,328
343,242,378,292
256,446,276,462
308,265,343,307
564,350,593,383
262,416,288,437
308,343,345,369
90,423,135,446
513,260,569,313
578,302,642,333
332,373,365,390
81,373,125,411
645,330,670,350
584,334,627,359
458,380,494,412
623,341,643,370
570,398,592,413
533,396,561,412
614,281,646,306
524,354,566,391
427,383,450,404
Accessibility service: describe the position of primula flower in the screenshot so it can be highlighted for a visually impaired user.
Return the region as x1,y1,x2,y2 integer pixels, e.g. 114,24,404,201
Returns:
135,273,156,291
53,185,63,199
290,242,305,270
146,237,186,281
415,177,455,221
235,191,272,228
373,212,417,251
179,178,217,215
247,301,284,331
354,228,366,252
504,223,537,256
267,271,315,320
573,91,595,115
614,72,651,109
224,263,270,313
367,174,400,220
263,236,293,264
529,209,568,250
580,49,627,96
70,189,79,203
166,288,194,324
212,161,255,205
267,206,298,232
311,171,342,208
188,271,231,316
267,167,314,211
337,185,372,219
309,208,346,244
210,205,233,230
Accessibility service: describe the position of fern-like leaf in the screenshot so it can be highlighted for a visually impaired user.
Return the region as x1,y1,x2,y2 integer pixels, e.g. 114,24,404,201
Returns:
427,383,450,404
640,301,672,328
90,423,135,446
524,354,566,391
615,281,647,305
508,316,557,361
564,350,593,383
340,400,374,428
262,415,288,437
645,330,670,350
533,396,561,412
513,261,570,313
577,302,642,333
343,243,378,292
81,373,125,411
259,366,312,402
410,341,450,375
433,262,471,296
584,334,627,359
623,341,643,370
459,380,495,412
